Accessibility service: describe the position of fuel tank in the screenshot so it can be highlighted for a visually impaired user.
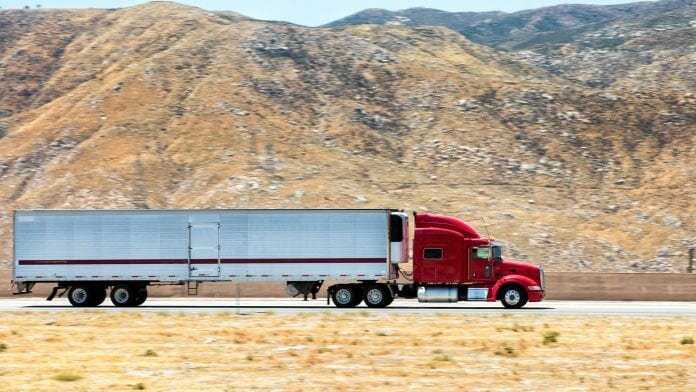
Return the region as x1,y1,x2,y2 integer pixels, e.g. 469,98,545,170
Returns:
417,286,458,303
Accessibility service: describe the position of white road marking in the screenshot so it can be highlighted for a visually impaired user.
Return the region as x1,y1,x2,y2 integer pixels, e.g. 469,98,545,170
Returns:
0,298,695,317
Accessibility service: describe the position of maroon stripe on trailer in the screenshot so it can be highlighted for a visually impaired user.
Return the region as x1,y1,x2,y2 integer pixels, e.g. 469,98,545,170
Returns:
18,257,387,265
189,259,219,264
18,259,189,265
221,258,386,264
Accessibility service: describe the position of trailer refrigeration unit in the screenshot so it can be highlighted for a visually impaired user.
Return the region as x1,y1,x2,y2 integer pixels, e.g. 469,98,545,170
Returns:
12,209,545,308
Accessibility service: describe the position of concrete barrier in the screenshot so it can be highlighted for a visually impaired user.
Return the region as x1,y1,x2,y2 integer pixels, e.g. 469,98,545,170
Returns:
2,270,695,301
543,272,696,301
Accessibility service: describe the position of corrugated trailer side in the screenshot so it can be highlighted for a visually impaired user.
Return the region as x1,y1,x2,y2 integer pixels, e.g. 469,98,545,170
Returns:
216,210,390,282
14,210,190,283
12,209,402,307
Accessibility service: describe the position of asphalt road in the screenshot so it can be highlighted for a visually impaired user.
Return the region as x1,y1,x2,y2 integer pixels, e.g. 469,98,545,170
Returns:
1,298,695,317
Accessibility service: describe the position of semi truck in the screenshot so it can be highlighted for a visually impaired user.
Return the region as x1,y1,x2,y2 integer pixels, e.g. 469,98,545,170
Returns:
11,209,545,308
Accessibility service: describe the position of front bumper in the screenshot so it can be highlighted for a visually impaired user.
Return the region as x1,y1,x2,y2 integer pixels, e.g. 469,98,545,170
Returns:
528,289,545,302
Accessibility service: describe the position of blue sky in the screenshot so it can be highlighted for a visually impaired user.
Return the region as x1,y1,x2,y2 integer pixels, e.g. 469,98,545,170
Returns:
0,1,648,26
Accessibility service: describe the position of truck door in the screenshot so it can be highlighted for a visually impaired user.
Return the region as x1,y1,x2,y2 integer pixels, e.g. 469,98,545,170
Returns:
469,246,494,282
189,222,220,278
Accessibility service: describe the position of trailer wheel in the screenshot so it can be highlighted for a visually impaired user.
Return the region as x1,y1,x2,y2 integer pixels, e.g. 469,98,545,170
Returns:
88,287,107,307
500,285,528,309
332,286,360,308
131,287,148,306
363,284,393,308
68,286,93,307
110,284,135,307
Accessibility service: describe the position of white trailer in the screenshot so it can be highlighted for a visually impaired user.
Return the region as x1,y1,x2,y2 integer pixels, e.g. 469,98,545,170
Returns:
12,209,409,307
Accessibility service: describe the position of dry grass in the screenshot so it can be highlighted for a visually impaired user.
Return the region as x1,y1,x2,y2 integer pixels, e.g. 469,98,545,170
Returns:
0,312,694,391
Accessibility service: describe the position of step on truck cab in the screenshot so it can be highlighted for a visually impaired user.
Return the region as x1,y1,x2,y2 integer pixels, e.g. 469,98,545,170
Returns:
11,209,544,308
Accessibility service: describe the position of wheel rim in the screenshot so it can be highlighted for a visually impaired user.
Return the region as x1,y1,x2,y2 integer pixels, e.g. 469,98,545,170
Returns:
504,289,520,306
335,288,352,305
366,288,383,304
72,288,88,304
114,288,130,304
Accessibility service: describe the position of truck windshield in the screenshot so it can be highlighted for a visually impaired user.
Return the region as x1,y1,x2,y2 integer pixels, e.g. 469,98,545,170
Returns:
492,245,502,260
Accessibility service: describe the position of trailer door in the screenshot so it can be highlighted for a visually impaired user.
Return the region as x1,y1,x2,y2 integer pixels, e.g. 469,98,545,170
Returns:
189,222,220,278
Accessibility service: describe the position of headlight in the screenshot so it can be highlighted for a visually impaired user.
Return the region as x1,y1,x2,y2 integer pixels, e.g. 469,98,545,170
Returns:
539,265,545,290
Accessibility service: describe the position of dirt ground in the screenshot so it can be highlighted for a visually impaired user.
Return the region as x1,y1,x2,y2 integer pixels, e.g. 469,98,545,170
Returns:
0,312,694,391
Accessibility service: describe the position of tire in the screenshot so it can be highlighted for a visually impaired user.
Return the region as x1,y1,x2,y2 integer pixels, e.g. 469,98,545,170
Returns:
350,285,364,307
131,287,148,306
332,285,360,308
88,287,107,307
500,285,528,309
110,284,135,307
68,286,93,307
363,284,393,308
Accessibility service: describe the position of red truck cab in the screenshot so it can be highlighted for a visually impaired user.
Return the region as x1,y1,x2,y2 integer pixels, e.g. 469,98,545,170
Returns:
410,213,545,308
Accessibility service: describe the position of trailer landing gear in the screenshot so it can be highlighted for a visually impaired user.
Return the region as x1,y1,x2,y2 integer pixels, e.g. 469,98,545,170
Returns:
286,281,324,301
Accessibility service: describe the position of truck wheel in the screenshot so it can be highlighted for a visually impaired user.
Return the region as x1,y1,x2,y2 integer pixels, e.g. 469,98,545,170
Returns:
500,285,528,309
363,284,393,308
88,287,107,307
110,284,135,307
131,287,148,306
68,286,93,307
332,286,359,308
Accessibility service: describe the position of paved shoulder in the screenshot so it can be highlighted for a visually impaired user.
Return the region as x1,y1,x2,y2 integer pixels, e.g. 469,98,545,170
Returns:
1,298,695,317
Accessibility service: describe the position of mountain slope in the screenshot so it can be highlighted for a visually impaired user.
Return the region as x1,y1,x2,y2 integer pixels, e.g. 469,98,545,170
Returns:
0,2,693,272
326,0,696,91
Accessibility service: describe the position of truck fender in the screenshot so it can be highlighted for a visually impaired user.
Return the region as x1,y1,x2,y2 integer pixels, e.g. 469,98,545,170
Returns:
487,275,538,301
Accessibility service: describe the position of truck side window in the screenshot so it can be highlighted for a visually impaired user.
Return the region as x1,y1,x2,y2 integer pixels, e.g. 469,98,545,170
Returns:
390,215,403,242
473,247,490,260
423,248,443,260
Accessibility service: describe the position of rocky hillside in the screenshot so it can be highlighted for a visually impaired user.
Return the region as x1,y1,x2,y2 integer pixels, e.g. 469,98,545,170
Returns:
0,2,693,272
327,0,696,91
